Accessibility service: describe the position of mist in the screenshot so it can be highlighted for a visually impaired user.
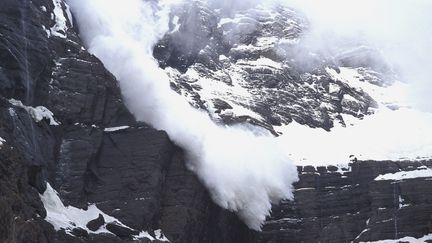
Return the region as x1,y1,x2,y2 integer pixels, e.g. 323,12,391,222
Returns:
287,0,432,111
213,0,432,110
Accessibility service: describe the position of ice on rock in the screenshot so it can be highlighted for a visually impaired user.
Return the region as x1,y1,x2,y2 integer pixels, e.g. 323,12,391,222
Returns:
375,168,432,181
9,99,60,126
40,183,169,241
0,137,5,147
361,233,432,243
104,126,130,132
50,0,70,38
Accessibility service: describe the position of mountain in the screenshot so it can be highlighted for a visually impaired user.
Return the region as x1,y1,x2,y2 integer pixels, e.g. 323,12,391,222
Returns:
153,2,384,134
0,0,431,243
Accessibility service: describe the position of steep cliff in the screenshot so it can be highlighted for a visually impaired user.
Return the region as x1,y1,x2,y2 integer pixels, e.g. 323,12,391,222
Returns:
0,0,250,242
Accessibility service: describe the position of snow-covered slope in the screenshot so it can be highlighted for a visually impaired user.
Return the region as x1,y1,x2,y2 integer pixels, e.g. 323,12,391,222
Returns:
154,1,432,165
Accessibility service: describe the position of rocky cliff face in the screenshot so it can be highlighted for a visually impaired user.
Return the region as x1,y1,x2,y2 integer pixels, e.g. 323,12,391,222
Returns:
1,0,431,243
0,0,250,242
258,161,432,243
153,2,393,135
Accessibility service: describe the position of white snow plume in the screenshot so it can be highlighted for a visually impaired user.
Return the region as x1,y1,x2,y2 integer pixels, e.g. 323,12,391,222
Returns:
66,0,432,229
208,0,276,12
67,0,298,230
204,0,432,112
283,0,432,112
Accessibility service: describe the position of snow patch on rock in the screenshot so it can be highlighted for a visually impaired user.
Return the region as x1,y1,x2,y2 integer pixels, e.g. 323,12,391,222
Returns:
360,233,432,243
40,183,169,241
104,126,130,132
50,0,69,38
326,67,409,109
9,99,60,126
375,167,432,181
276,108,432,165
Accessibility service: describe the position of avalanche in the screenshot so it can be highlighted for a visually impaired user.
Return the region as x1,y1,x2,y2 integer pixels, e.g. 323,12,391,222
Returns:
66,0,432,230
67,0,298,230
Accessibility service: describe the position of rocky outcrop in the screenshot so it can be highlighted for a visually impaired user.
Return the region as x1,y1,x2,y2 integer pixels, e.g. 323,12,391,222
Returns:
0,0,249,242
154,2,393,134
256,161,432,243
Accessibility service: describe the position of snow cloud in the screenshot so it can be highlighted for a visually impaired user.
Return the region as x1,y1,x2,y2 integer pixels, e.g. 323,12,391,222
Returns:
284,0,432,112
66,0,432,230
67,0,298,230
213,0,432,111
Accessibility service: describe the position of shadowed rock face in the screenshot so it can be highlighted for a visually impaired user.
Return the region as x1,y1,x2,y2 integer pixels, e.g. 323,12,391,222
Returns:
257,161,432,243
0,0,250,242
0,0,431,243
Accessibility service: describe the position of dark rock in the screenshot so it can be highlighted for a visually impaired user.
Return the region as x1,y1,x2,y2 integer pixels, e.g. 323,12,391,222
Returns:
87,214,105,232
28,165,47,193
87,234,123,243
253,161,432,243
71,227,89,238
0,200,14,243
15,219,52,243
106,223,139,239
326,165,339,172
2,0,242,242
212,98,233,113
159,147,254,243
